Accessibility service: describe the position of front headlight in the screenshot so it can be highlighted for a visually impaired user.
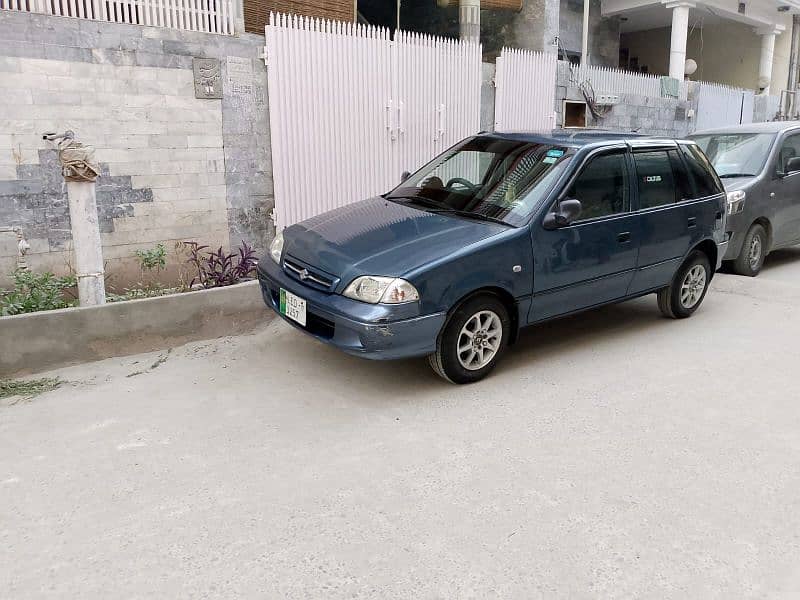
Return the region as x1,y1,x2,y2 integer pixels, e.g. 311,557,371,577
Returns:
343,276,420,304
726,190,746,215
269,231,284,264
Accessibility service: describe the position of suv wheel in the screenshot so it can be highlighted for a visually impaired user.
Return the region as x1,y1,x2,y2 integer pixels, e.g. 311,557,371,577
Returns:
732,223,767,277
657,251,712,319
428,295,510,384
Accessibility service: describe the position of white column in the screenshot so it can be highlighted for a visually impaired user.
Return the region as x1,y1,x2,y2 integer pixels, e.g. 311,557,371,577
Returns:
756,26,782,95
459,0,480,43
67,181,106,306
665,1,694,81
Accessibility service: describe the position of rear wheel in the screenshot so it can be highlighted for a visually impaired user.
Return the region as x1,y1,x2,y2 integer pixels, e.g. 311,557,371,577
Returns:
732,223,767,277
428,295,510,384
657,251,712,319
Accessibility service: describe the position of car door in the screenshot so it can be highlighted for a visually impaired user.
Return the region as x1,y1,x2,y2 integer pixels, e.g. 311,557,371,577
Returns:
628,145,698,294
765,131,800,247
529,147,640,322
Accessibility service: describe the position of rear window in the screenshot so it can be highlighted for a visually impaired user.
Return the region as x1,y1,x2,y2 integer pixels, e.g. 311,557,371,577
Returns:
680,144,724,198
633,150,679,209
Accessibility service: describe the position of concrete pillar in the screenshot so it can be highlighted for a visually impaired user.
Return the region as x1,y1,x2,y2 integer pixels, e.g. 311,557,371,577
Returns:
460,0,480,43
756,26,781,95
67,182,106,306
512,0,559,54
581,0,590,65
666,1,694,81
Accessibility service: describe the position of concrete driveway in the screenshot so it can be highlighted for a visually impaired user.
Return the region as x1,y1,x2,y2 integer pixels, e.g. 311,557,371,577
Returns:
3,250,800,599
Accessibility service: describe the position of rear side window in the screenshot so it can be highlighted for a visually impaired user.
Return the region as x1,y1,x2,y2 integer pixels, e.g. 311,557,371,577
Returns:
633,150,679,209
566,151,629,220
680,144,724,198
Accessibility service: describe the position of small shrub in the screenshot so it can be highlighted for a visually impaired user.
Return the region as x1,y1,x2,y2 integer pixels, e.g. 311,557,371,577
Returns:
106,286,178,303
185,241,258,289
135,243,167,274
0,270,77,316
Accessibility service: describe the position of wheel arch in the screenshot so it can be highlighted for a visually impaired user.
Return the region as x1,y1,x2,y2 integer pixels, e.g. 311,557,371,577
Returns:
444,286,520,345
751,217,773,252
691,239,718,279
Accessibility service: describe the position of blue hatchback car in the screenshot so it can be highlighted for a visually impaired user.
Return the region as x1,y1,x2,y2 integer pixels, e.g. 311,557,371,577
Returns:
258,132,728,383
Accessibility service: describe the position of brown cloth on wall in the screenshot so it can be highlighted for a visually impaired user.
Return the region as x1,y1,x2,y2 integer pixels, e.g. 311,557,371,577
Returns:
245,0,354,34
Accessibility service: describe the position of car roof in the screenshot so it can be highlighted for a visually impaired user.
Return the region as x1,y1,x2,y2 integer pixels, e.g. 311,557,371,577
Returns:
482,129,691,149
690,121,800,136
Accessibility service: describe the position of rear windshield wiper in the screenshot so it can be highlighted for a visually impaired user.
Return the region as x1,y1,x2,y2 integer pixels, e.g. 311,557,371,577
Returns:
718,173,756,178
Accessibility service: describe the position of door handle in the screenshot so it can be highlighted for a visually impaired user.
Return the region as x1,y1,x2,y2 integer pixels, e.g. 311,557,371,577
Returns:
687,216,697,228
617,231,631,243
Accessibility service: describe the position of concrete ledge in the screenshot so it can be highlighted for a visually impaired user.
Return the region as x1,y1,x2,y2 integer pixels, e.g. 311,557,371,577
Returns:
0,280,272,377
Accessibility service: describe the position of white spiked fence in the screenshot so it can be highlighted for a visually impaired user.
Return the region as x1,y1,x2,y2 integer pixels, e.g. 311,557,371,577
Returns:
265,12,481,229
694,81,754,131
569,62,689,101
494,47,558,133
0,0,234,35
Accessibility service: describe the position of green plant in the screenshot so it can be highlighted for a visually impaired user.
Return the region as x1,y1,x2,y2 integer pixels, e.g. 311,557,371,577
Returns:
106,287,178,303
135,243,167,276
0,270,77,316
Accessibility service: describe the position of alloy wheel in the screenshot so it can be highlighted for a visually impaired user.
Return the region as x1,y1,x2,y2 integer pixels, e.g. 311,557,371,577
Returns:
457,310,503,371
680,264,707,309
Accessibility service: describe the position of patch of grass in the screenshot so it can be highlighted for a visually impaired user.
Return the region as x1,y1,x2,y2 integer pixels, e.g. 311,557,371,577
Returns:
0,377,62,400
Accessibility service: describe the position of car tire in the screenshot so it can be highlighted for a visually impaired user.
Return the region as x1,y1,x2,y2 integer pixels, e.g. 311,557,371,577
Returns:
657,251,712,319
428,295,511,384
732,223,767,277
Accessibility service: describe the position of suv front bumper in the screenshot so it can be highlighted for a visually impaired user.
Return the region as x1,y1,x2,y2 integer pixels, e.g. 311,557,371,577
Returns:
257,259,446,360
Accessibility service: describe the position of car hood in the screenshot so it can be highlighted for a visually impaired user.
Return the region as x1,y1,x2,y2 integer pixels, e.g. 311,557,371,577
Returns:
720,176,757,192
283,197,508,285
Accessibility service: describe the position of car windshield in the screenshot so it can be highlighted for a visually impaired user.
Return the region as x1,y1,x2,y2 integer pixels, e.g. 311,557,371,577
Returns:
690,132,776,178
386,136,573,227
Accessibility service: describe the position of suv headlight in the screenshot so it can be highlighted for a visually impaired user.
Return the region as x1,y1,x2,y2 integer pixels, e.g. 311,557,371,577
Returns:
269,231,284,264
726,190,746,215
343,276,420,304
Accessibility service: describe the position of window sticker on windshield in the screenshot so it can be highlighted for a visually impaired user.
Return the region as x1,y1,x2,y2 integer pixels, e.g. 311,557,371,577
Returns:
644,175,662,183
542,156,557,164
546,149,564,158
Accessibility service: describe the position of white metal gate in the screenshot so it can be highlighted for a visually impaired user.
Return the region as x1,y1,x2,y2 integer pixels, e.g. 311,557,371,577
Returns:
265,14,481,229
494,47,557,133
694,82,755,132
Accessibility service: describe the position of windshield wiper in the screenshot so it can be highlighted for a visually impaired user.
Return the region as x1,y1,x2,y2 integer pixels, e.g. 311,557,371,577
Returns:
448,210,512,226
718,173,756,178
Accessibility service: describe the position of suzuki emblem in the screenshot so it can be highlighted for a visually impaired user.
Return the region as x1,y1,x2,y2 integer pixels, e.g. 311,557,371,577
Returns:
298,268,310,280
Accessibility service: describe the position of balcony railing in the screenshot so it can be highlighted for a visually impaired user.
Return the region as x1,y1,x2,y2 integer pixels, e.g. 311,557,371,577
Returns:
0,0,235,35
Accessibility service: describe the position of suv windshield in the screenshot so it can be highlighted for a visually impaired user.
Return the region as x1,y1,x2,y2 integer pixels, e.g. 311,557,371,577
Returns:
690,132,776,178
386,136,573,227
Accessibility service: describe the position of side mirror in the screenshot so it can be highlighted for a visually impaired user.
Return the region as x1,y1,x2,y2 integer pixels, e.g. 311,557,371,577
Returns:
786,157,800,174
400,171,411,183
543,198,582,230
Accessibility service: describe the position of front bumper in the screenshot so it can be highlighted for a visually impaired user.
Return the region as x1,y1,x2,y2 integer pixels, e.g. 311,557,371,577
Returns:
257,259,446,360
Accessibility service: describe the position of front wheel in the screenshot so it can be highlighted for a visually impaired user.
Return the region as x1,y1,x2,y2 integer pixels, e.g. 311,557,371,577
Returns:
657,251,712,319
428,295,510,384
732,223,767,277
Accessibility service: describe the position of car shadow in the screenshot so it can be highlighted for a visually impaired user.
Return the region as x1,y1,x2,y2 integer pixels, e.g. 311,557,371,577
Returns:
762,246,800,272
274,295,672,399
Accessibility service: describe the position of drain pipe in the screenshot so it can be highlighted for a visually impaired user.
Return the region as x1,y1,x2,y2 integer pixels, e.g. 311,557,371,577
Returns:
789,15,800,92
0,226,30,270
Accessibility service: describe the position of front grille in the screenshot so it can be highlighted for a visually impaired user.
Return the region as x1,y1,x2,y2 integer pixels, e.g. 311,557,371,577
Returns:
282,256,337,292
